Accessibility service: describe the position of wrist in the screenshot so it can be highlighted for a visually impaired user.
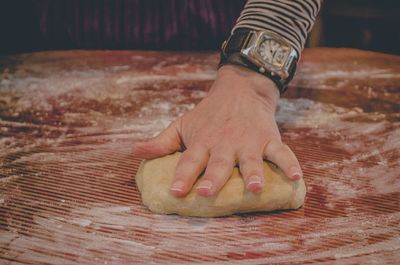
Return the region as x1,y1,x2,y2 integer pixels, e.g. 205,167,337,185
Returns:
215,65,280,107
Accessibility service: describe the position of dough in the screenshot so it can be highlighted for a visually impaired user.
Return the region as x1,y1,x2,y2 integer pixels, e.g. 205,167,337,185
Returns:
135,152,306,217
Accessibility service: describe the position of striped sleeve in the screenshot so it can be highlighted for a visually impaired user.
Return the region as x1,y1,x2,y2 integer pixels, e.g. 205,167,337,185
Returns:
232,0,323,55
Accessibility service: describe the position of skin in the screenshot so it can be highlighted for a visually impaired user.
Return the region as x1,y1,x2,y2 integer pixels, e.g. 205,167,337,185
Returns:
132,64,302,197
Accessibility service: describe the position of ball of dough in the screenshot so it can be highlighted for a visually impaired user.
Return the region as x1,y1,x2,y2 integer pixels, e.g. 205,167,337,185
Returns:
135,152,306,217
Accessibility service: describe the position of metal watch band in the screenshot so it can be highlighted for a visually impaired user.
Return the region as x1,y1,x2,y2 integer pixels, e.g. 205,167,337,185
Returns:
218,29,297,95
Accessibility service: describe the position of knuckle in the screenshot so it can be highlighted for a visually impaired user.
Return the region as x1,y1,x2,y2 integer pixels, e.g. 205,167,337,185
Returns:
165,145,179,154
267,140,286,153
172,169,189,182
268,139,282,147
280,143,291,150
209,157,231,167
181,155,202,165
240,155,262,167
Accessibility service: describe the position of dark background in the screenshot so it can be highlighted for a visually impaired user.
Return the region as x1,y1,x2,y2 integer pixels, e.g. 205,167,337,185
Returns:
0,0,399,56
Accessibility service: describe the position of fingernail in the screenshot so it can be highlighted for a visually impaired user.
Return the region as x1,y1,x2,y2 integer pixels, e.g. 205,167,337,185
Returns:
289,167,302,180
170,180,185,192
247,175,263,192
196,180,213,197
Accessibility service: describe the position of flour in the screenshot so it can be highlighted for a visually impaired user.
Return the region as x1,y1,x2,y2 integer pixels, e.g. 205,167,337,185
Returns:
1,50,399,264
276,98,387,136
302,68,400,80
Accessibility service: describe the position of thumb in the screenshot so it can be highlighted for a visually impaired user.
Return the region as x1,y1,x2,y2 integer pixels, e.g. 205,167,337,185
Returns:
132,119,183,159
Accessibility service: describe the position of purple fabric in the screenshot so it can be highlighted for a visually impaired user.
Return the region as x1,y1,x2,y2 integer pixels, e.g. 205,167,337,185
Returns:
35,0,245,51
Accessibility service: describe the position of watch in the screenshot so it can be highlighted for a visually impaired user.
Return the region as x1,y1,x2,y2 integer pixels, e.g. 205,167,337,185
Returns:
219,29,299,94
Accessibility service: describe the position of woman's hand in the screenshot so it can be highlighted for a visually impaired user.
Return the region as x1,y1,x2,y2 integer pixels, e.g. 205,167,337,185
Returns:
132,65,302,197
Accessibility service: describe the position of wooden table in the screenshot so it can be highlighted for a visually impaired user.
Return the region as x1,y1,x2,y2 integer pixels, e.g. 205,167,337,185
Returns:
0,48,399,264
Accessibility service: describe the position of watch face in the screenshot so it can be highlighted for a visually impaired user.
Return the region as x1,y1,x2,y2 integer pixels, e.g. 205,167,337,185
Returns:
258,38,290,68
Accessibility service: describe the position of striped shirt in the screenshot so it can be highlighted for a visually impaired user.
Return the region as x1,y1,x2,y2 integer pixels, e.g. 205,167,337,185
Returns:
233,0,323,55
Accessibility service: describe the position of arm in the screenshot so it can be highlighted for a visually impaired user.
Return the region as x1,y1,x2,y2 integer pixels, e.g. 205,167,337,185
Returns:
133,0,322,197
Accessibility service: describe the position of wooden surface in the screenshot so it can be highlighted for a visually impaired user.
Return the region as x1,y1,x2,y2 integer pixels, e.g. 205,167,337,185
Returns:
0,48,399,264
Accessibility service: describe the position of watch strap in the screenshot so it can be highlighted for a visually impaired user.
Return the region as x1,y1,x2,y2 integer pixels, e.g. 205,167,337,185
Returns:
219,52,292,95
224,30,254,54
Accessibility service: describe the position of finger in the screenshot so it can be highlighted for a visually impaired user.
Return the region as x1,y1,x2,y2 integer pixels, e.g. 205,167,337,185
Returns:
170,146,209,197
132,119,182,159
263,140,302,181
196,150,235,197
238,150,265,193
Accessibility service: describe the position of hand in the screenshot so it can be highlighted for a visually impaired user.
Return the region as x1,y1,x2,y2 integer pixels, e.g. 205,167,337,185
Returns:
132,65,302,197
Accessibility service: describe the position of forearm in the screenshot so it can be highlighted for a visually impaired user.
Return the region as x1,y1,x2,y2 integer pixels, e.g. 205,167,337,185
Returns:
232,0,323,55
